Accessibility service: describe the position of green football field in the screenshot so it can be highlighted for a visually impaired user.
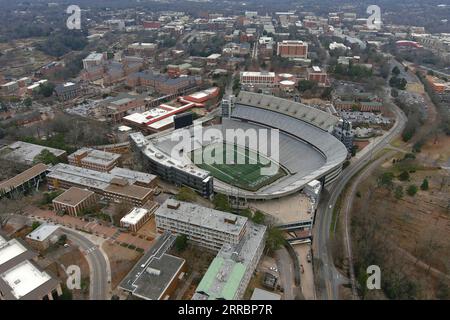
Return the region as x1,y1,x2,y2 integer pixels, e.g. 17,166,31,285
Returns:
191,143,287,192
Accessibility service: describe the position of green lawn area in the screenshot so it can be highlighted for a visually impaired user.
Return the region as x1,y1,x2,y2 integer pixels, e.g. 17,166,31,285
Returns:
191,143,287,192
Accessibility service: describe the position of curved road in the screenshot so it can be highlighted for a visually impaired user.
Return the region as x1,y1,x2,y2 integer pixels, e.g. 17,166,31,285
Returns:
313,88,407,300
58,228,109,300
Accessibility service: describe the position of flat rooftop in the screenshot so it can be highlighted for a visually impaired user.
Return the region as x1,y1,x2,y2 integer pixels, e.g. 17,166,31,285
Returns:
109,167,157,185
121,208,150,225
119,232,185,300
193,221,266,300
26,224,59,242
251,288,281,300
47,164,153,200
1,141,66,165
69,148,121,166
0,260,51,300
156,199,248,236
241,71,275,77
52,187,95,207
0,239,27,266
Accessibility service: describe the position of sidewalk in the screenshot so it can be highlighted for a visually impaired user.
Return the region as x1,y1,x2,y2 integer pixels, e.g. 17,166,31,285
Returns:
26,207,154,251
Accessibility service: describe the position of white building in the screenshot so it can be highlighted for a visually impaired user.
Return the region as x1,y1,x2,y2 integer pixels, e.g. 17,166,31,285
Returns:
240,71,276,88
155,199,248,251
120,207,153,232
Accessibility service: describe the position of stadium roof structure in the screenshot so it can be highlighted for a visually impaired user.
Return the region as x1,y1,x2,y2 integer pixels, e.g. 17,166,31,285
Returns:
135,92,347,200
235,91,338,131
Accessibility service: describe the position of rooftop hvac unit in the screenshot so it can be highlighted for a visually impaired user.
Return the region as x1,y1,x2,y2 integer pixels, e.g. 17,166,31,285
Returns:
146,267,161,276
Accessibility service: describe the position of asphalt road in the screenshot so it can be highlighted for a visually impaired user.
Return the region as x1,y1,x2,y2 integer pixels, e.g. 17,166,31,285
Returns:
58,228,109,300
313,88,407,300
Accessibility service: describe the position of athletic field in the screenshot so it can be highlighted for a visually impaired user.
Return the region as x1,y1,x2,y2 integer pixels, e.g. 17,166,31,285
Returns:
190,142,287,192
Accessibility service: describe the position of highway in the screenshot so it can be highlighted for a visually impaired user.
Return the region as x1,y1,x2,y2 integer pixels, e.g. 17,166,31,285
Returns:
313,87,407,300
57,228,109,300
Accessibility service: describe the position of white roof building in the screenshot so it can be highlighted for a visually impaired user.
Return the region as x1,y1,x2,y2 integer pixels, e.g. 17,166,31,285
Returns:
26,224,60,243
120,208,150,227
1,260,52,300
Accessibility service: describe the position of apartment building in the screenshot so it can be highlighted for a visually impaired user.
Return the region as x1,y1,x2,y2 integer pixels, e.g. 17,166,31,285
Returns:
68,148,121,172
277,40,308,59
155,199,248,251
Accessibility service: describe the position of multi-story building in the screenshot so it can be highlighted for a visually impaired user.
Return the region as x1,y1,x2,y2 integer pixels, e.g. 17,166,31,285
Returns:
129,132,214,198
192,220,266,300
68,148,121,172
120,207,153,232
102,93,148,123
155,199,249,251
46,164,154,207
127,70,200,95
277,40,308,59
119,232,186,300
240,71,276,88
307,66,329,87
333,119,354,152
0,235,62,300
52,187,98,216
127,42,157,57
54,82,87,101
258,37,275,58
167,63,191,78
82,52,106,70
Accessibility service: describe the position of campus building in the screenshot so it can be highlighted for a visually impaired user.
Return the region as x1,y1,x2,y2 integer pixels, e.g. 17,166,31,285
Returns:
0,141,66,166
52,187,98,216
277,40,308,58
155,199,248,251
46,164,154,207
120,207,153,232
0,163,48,199
0,235,62,300
129,132,214,198
240,71,276,88
68,148,121,172
192,220,266,300
25,224,60,251
119,232,186,300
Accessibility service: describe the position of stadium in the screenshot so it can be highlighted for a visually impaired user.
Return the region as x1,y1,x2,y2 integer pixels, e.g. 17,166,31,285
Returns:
130,92,348,200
